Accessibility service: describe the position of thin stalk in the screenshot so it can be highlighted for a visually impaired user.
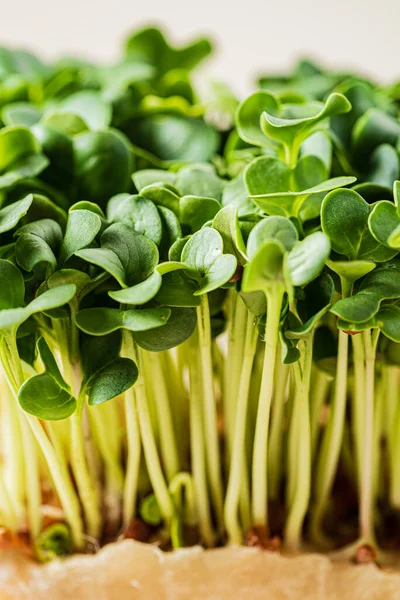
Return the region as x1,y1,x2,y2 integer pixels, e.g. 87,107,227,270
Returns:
1,374,25,525
196,294,224,528
89,404,124,525
286,371,301,509
0,465,18,531
134,344,174,523
268,357,290,500
70,390,101,539
310,368,331,461
225,311,258,544
352,333,365,489
310,330,349,544
372,373,384,503
169,472,197,526
224,292,247,460
285,336,313,550
389,368,400,507
360,328,379,543
2,336,41,541
163,350,187,461
188,332,215,546
122,385,141,528
1,337,83,547
252,286,284,527
145,351,179,482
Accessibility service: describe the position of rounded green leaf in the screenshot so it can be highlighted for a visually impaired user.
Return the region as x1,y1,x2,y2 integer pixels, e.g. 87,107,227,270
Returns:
181,227,237,294
18,373,76,421
0,259,25,309
133,307,197,351
109,271,162,305
73,129,132,207
235,90,280,147
60,91,112,130
0,125,40,172
0,194,33,234
87,357,138,406
321,188,369,259
286,232,330,287
60,209,102,263
110,195,163,246
369,200,400,249
247,216,298,258
76,307,171,335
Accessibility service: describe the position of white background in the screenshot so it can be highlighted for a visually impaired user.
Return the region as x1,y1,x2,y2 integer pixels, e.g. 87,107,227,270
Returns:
2,0,400,95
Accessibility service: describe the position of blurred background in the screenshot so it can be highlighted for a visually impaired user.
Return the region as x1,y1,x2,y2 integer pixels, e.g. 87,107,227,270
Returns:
2,0,400,94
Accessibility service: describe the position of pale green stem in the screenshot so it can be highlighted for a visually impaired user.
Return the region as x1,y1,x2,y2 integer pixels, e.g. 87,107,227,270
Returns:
310,369,331,461
352,333,365,489
134,345,174,523
70,391,101,539
225,311,258,543
145,351,179,482
285,336,313,550
89,404,124,525
122,385,141,528
2,336,42,541
372,373,384,503
196,294,224,528
188,332,215,546
310,330,349,543
1,374,25,525
169,472,197,526
360,329,379,542
252,286,284,527
268,357,290,500
224,292,247,462
2,340,83,547
389,368,400,507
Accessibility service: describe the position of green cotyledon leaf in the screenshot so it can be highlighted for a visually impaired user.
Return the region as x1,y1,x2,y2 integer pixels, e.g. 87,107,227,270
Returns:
86,357,138,406
76,223,159,288
76,306,171,336
285,232,331,287
18,337,76,420
331,266,400,323
246,216,298,259
338,305,400,342
369,200,400,249
235,90,280,148
181,227,237,295
321,188,398,263
260,92,351,157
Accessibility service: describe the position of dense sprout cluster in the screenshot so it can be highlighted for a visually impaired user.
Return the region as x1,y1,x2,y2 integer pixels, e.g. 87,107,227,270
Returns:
1,25,400,564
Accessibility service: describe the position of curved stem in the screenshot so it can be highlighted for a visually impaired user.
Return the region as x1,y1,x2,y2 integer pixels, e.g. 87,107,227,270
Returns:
360,329,379,543
169,472,197,526
2,336,42,540
122,386,141,528
188,332,215,546
70,391,101,539
285,336,313,550
251,286,284,527
310,330,349,543
134,345,174,524
196,295,224,529
310,369,331,461
352,333,365,489
225,311,258,543
268,358,290,500
145,351,179,482
225,292,247,462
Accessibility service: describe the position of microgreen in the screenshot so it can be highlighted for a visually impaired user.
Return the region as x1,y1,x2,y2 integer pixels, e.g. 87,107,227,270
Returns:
1,25,400,565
